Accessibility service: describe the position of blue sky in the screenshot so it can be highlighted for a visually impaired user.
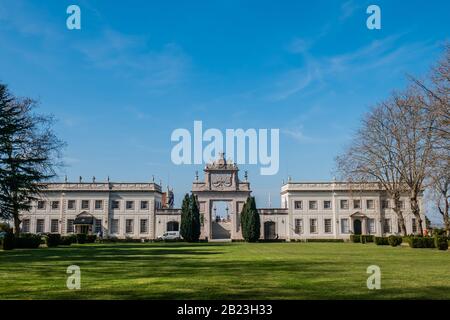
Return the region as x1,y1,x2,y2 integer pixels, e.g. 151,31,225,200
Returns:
0,0,449,211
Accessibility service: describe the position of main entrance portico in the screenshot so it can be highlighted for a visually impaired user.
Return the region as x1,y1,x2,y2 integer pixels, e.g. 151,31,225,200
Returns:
192,153,251,240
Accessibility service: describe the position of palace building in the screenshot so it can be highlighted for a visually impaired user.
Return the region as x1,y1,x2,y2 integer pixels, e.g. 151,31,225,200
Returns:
17,154,425,241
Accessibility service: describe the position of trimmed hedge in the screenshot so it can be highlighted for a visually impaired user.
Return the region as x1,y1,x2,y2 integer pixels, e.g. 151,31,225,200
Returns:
361,235,374,243
350,235,361,243
86,235,97,243
15,234,42,249
76,233,86,244
388,235,402,247
408,236,436,248
46,234,61,247
375,237,389,246
60,235,77,245
434,236,449,251
2,232,15,250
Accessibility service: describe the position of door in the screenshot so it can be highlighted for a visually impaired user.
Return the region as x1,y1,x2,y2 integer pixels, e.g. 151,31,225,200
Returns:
353,219,362,235
264,221,276,240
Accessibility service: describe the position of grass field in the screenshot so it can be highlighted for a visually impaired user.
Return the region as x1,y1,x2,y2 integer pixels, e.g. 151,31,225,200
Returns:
0,242,449,300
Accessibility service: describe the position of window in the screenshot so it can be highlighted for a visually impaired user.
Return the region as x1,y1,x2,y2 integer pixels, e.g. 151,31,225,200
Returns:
324,219,332,233
309,201,318,210
383,219,391,233
22,219,30,233
140,219,148,234
126,201,134,210
340,200,349,210
81,200,90,210
67,200,76,210
112,200,120,209
36,219,45,233
95,219,102,233
381,200,389,209
66,219,74,233
399,201,405,209
125,219,134,233
368,219,375,234
37,200,46,210
51,201,60,210
412,218,417,233
140,201,149,210
294,219,303,234
51,219,59,233
366,200,375,209
294,201,303,209
324,200,332,209
95,200,103,210
309,219,318,233
353,200,361,209
341,219,349,234
110,219,119,234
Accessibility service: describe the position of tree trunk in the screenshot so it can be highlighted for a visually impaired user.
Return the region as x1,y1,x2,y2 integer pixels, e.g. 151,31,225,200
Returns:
410,195,424,236
392,195,407,236
13,211,21,237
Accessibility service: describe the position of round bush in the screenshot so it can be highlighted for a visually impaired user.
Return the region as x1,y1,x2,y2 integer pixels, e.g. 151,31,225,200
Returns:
435,236,449,251
46,234,61,247
388,235,402,247
76,233,87,244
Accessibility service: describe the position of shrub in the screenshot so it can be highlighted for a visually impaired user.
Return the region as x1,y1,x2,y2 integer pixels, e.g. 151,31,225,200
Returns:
76,233,87,244
86,235,97,243
46,234,61,247
60,235,76,246
350,235,361,243
361,235,374,243
388,235,402,247
434,236,449,251
2,232,15,250
375,237,389,245
15,234,42,249
408,236,436,248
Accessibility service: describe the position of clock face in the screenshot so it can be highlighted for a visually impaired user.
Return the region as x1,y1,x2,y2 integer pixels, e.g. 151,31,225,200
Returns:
211,173,232,189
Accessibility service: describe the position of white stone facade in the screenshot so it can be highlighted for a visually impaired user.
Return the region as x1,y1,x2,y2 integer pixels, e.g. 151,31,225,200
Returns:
17,164,425,241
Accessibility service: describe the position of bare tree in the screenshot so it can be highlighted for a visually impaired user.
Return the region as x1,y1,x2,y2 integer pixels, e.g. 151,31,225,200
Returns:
428,158,450,235
335,98,409,236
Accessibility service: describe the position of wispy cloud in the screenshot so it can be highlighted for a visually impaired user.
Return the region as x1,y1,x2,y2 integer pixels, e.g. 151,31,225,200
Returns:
269,34,437,101
339,0,360,22
74,28,190,89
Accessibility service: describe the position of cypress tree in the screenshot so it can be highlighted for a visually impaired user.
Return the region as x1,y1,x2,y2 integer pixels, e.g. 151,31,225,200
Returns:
241,197,260,242
189,193,201,242
180,194,191,241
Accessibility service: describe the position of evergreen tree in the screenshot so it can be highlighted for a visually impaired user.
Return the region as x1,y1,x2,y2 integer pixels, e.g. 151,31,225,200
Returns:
240,197,260,242
189,193,201,242
180,193,191,241
0,84,64,236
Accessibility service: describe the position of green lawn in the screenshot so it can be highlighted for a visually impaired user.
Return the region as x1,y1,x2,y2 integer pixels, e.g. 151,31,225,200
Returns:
0,242,449,299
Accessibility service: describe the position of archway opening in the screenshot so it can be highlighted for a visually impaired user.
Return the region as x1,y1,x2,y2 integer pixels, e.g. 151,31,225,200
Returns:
264,221,277,240
211,201,232,240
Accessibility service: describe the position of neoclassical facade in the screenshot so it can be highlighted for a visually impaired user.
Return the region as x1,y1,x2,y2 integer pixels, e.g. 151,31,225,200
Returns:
17,155,425,240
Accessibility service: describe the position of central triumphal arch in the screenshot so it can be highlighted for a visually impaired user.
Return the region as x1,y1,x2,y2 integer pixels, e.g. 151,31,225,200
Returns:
192,153,251,240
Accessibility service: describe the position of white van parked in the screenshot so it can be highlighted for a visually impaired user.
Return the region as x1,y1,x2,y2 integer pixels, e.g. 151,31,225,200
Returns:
157,231,181,240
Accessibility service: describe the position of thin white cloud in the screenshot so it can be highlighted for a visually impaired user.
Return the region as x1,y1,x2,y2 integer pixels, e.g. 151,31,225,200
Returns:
269,34,437,101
